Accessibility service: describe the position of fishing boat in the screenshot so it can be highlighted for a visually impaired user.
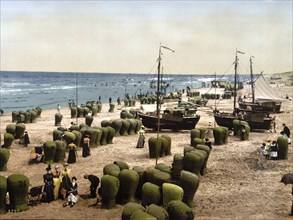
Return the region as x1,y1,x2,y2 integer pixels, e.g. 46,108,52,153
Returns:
238,57,283,113
138,45,200,131
214,50,274,130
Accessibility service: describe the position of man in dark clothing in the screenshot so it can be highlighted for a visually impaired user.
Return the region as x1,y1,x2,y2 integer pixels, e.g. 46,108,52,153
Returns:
84,174,100,198
282,123,291,138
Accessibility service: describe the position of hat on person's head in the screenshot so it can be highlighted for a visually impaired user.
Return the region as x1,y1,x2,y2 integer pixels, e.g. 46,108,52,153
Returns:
84,174,89,179
46,165,51,171
63,162,69,167
283,123,286,126
54,164,59,170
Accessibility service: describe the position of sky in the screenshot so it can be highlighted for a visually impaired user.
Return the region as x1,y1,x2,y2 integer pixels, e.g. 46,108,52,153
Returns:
0,0,292,74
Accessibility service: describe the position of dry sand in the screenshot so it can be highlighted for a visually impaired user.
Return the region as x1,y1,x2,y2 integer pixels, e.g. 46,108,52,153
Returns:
0,83,292,219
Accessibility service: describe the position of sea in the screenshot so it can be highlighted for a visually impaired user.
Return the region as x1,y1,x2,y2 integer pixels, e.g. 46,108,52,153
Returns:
0,71,245,114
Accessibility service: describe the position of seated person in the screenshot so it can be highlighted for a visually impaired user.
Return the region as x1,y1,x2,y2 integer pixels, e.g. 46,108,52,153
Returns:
63,192,77,208
260,143,269,159
269,141,278,160
29,146,44,164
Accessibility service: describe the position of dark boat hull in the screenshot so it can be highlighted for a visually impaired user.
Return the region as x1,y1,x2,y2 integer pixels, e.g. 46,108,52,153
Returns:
214,112,273,130
239,101,281,113
138,113,200,130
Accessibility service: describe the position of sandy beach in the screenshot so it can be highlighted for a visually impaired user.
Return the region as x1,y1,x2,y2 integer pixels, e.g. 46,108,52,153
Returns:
0,82,292,219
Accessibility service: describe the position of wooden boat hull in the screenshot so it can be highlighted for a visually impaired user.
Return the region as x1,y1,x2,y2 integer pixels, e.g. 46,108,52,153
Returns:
138,112,200,130
239,101,281,113
214,111,273,130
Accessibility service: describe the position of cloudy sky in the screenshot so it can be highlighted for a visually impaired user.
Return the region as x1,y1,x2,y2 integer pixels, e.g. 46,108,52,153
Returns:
1,0,292,74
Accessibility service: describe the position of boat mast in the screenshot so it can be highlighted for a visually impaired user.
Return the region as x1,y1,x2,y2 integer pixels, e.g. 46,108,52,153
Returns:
250,56,255,103
234,49,245,110
156,45,162,130
233,50,238,110
156,45,162,165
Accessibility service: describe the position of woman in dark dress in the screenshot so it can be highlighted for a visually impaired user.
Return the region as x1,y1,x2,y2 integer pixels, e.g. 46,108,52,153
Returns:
23,131,30,147
67,142,77,164
82,135,91,158
43,165,55,203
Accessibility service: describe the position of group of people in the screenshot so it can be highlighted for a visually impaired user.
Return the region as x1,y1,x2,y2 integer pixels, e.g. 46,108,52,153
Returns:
41,163,100,208
260,123,291,160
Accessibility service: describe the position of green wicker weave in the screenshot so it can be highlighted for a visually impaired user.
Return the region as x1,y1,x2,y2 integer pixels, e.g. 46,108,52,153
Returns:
43,141,57,164
167,200,194,220
54,140,66,163
120,119,130,136
100,175,120,209
0,176,7,214
112,119,123,136
7,174,29,212
146,204,169,220
114,161,129,170
180,170,200,208
6,124,16,137
162,183,184,208
148,137,162,158
106,126,115,144
277,136,289,159
141,182,162,206
130,210,156,220
3,133,14,149
151,171,171,187
15,123,26,139
132,166,146,199
190,129,201,146
122,202,146,220
127,119,137,135
118,169,139,204
55,113,63,126
108,103,115,113
161,134,172,155
103,164,121,178
183,151,204,176
171,154,184,182
53,129,64,141
23,112,31,124
100,127,109,146
213,127,225,145
0,148,10,171
85,115,94,127
70,107,77,118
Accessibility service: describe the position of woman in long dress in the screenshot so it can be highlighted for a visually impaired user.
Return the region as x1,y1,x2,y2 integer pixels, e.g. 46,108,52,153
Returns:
52,164,61,200
67,142,77,163
82,135,91,157
59,163,72,199
43,165,55,203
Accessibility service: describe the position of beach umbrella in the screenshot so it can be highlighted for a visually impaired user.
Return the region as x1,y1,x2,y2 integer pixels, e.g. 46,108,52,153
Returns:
280,173,293,216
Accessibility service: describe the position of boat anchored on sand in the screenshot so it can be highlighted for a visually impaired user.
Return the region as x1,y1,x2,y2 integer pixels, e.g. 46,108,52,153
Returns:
138,45,200,131
214,50,274,130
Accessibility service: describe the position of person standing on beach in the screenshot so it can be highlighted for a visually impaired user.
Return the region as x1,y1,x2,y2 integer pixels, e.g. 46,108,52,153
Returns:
43,165,55,203
82,135,91,157
23,131,30,147
52,164,61,200
67,142,77,164
109,97,112,104
117,97,121,105
282,123,291,138
136,126,145,148
60,163,72,199
57,104,61,113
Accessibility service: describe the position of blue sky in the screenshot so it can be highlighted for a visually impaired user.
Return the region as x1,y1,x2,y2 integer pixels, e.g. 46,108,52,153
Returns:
1,0,292,74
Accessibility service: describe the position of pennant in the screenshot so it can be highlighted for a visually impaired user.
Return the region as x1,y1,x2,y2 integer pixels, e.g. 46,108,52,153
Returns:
161,45,175,52
237,50,245,54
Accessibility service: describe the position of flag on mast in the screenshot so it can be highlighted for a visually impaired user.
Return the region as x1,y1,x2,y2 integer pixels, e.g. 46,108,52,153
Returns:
237,50,245,54
161,45,175,52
